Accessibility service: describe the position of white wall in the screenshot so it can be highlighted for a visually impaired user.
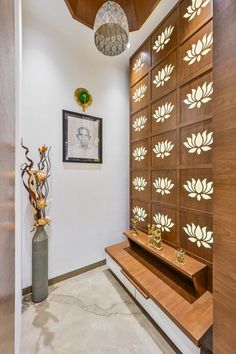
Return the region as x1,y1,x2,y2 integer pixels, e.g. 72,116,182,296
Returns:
21,8,129,288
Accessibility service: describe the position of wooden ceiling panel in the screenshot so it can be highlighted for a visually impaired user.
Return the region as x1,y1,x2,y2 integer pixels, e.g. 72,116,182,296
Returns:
65,0,161,32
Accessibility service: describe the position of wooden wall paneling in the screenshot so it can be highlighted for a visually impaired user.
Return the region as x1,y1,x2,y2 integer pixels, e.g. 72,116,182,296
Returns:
151,90,177,136
131,199,150,231
180,119,213,166
180,70,213,125
131,171,150,202
131,106,149,142
129,0,213,299
130,40,151,86
180,0,213,42
181,168,213,212
180,210,213,264
180,20,213,84
213,0,236,352
131,74,150,114
151,130,177,169
151,203,178,246
0,0,15,353
151,50,177,101
151,169,178,206
131,138,149,170
151,8,178,67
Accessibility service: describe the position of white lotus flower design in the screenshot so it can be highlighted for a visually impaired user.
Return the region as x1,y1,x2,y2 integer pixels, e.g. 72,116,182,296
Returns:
133,52,147,72
184,32,213,65
133,206,147,222
184,81,213,109
153,177,174,195
132,146,147,161
153,140,174,159
183,130,213,155
153,213,174,232
153,64,175,87
132,115,147,132
184,0,211,22
153,102,174,123
153,25,175,53
132,84,148,102
183,223,213,248
183,178,213,201
133,177,147,191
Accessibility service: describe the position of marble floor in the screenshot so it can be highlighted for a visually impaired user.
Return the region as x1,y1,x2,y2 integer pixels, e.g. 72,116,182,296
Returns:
21,265,178,354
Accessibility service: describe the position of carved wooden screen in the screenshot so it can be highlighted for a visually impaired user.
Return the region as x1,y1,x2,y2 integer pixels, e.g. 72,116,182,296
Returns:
130,0,213,288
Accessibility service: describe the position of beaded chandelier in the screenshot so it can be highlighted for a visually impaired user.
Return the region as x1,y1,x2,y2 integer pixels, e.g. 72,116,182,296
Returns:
94,1,129,56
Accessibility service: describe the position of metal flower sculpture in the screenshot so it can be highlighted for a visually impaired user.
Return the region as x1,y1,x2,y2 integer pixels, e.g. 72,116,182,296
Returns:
21,141,51,230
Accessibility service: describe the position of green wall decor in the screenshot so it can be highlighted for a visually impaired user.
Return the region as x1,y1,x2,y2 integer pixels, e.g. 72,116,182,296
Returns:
74,87,92,111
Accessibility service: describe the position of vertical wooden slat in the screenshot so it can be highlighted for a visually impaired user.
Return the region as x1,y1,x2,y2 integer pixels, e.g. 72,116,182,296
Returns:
213,1,236,353
0,0,15,353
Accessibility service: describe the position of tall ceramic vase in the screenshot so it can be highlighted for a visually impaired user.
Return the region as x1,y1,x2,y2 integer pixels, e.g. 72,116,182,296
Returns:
32,226,48,303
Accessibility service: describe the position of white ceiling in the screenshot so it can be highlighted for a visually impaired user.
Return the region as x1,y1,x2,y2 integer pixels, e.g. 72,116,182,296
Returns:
22,0,178,66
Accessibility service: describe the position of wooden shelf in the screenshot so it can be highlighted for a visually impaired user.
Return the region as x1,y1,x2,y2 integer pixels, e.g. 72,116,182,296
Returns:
124,230,207,297
105,241,213,347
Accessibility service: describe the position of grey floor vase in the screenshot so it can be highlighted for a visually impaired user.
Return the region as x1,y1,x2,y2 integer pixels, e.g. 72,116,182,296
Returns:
32,226,48,303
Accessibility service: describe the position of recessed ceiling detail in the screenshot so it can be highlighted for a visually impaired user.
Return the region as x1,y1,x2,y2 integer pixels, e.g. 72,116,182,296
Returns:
65,0,161,32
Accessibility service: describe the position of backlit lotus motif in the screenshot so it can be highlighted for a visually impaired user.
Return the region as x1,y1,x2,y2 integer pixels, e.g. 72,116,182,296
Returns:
184,81,213,109
183,223,213,248
132,84,148,102
153,140,174,159
153,64,174,88
184,0,211,22
132,146,147,161
133,115,147,132
183,178,213,201
153,25,175,53
133,52,147,73
153,177,174,195
153,213,174,232
184,32,213,65
153,102,174,123
183,130,213,155
133,177,147,191
133,206,147,222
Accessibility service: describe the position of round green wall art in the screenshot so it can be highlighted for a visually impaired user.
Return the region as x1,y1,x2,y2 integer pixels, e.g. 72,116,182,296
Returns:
74,88,92,111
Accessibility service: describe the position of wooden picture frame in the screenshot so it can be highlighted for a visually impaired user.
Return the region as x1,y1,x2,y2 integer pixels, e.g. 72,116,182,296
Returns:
63,110,102,163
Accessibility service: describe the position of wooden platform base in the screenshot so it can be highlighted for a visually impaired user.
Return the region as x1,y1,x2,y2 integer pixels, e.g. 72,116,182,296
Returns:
105,241,213,354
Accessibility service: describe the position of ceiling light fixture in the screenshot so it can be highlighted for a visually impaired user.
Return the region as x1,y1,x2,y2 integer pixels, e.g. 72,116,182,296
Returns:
94,1,129,56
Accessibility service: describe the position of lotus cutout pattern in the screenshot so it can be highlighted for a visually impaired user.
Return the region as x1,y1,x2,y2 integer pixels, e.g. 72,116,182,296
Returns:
184,32,213,65
183,130,213,155
132,84,148,102
153,213,174,232
184,81,213,109
153,64,175,88
183,178,213,201
153,140,174,159
133,177,147,191
153,102,175,123
133,52,147,73
132,115,147,132
184,0,211,22
132,146,147,161
153,25,175,53
183,223,213,248
133,206,147,222
153,177,174,195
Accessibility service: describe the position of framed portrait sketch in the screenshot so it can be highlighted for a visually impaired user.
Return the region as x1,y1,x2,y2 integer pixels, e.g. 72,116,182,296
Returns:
63,110,103,163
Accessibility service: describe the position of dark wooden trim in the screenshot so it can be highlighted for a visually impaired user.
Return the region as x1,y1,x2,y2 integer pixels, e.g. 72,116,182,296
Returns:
22,259,106,296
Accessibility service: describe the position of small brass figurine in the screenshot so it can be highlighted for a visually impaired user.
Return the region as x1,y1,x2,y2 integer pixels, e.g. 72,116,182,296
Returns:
148,224,162,251
176,248,185,264
131,216,139,236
